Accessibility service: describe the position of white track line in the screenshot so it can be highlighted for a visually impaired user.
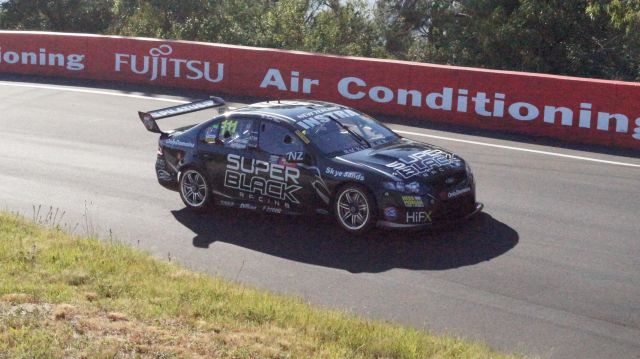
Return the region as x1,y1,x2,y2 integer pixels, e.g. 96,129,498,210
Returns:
0,82,186,103
2,81,639,168
396,130,640,168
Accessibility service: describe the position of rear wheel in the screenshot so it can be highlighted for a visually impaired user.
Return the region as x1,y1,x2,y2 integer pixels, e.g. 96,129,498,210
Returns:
334,185,377,235
179,168,211,211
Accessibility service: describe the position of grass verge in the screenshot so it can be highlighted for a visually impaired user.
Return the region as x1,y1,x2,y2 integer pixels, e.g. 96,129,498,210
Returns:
0,212,520,358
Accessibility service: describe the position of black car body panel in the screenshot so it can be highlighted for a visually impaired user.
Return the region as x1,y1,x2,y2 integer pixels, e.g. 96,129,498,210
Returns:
142,99,482,229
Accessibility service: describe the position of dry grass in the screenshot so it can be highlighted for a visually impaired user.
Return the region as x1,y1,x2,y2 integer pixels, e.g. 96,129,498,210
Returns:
0,212,523,358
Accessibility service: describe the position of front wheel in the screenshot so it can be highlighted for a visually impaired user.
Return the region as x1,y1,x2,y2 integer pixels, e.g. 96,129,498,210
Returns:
334,185,377,235
179,168,211,211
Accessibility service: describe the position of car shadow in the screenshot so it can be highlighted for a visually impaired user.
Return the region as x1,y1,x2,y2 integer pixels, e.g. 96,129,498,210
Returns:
171,208,518,273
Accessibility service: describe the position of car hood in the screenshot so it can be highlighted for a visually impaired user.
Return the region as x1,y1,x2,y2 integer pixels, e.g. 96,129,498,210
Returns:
336,138,465,181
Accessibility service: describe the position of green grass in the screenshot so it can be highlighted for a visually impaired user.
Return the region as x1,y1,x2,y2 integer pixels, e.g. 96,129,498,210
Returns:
0,212,522,358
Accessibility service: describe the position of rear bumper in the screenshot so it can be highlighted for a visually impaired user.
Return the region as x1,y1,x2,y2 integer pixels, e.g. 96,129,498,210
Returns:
156,157,179,191
377,202,483,229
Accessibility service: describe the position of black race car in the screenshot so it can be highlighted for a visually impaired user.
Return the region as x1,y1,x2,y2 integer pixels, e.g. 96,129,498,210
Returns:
139,97,483,234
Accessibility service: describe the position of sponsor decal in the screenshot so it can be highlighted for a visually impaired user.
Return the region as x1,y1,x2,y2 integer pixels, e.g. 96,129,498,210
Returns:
149,100,216,119
0,47,85,71
262,206,283,214
286,151,304,161
115,44,224,83
406,211,432,224
219,200,235,207
156,169,172,181
386,149,462,179
296,106,340,119
239,203,257,210
224,153,302,204
446,186,471,199
238,192,291,209
324,167,365,181
165,139,195,148
401,196,424,208
205,123,219,143
141,114,157,131
342,145,368,154
278,157,297,168
220,119,238,135
384,207,398,220
298,163,331,205
295,130,311,144
295,108,360,130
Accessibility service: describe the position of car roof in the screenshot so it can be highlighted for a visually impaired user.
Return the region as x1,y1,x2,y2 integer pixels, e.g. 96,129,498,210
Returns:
226,100,350,126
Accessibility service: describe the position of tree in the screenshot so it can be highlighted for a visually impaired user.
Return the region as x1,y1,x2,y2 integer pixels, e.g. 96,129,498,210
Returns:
586,0,640,79
374,0,640,80
304,0,385,56
1,0,637,80
0,0,114,33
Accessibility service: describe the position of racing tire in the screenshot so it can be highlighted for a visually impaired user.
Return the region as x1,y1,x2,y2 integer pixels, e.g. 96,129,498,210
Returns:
179,168,211,211
334,184,377,235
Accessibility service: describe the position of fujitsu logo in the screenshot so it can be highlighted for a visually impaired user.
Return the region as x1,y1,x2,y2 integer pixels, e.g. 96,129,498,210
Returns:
114,44,224,82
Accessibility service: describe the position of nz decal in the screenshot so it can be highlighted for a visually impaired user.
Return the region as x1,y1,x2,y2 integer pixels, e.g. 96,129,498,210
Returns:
224,154,302,204
386,149,462,179
286,151,304,161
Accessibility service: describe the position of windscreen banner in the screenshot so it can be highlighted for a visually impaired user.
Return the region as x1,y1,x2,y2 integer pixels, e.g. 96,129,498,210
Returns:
1,31,639,150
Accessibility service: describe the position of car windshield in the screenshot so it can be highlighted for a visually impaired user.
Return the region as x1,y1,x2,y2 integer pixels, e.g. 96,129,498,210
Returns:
303,111,399,157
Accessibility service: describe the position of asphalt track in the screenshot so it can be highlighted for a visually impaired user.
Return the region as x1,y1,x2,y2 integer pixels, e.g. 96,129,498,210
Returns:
1,76,639,358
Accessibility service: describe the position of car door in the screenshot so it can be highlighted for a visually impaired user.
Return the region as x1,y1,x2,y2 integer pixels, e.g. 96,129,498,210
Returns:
198,116,260,208
252,119,326,214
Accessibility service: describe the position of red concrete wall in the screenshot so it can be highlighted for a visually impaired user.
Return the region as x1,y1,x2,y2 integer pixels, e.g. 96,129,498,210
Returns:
1,31,638,150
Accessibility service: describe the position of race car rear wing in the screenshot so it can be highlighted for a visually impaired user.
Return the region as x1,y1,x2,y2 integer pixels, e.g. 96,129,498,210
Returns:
138,96,226,134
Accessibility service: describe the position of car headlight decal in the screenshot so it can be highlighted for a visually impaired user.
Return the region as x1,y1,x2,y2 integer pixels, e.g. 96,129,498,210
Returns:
465,162,474,183
382,181,430,194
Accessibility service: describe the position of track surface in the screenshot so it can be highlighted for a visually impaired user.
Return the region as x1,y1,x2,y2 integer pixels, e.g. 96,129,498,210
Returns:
1,78,639,358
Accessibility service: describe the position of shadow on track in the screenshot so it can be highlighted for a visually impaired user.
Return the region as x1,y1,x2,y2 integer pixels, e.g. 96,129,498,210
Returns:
172,208,518,273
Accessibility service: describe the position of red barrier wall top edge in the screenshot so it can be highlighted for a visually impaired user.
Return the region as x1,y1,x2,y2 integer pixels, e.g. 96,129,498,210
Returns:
1,30,637,87
0,31,638,151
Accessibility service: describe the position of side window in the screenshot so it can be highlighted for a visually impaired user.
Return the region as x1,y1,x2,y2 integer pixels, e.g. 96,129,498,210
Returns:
259,121,304,158
201,120,221,144
219,118,256,149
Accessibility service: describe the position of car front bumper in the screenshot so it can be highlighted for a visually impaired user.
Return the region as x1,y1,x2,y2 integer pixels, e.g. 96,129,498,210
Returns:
375,185,481,229
377,202,483,229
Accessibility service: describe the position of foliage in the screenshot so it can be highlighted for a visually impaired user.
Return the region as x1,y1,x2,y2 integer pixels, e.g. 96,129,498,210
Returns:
1,0,639,80
0,0,114,33
106,0,384,56
376,0,640,80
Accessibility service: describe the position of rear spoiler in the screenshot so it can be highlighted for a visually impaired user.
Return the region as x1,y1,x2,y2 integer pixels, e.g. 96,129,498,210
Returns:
138,96,226,134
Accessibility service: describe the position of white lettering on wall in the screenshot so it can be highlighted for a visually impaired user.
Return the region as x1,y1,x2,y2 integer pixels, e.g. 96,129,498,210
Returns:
334,76,640,141
114,44,223,83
